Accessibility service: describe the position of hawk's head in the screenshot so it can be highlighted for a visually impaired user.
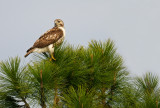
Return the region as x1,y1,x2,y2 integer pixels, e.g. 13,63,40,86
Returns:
54,19,64,27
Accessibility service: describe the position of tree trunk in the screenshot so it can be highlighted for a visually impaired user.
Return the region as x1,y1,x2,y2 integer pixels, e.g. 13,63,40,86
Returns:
40,70,46,108
156,100,158,108
110,72,116,102
21,97,30,108
101,87,106,106
53,87,59,108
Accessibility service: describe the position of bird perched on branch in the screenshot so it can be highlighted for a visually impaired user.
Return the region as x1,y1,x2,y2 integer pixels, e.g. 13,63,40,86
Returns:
24,19,65,60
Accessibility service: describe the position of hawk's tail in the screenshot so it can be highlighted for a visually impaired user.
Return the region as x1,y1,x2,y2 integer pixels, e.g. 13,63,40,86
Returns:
24,47,34,57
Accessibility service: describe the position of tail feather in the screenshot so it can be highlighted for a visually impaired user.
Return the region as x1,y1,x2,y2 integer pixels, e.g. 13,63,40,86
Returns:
24,48,34,57
27,47,34,52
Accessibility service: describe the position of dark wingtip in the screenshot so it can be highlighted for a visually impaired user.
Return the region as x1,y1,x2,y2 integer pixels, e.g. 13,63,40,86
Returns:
27,47,34,52
24,48,34,58
24,54,28,58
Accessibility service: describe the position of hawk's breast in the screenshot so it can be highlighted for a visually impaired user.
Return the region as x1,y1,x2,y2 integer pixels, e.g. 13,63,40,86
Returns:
58,27,65,37
54,27,65,46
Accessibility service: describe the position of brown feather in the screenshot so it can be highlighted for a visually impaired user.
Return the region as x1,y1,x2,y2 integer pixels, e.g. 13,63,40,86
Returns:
24,48,35,57
25,26,64,57
33,27,63,48
27,47,34,52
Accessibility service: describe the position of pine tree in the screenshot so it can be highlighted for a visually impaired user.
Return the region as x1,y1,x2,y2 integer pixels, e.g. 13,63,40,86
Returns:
2,39,158,108
0,57,30,108
135,72,160,108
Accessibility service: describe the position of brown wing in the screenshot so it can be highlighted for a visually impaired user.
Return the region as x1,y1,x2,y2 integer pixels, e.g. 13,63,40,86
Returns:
33,27,63,48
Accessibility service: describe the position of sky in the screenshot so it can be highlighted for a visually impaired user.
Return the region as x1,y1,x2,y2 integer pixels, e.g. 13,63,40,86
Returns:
0,0,160,77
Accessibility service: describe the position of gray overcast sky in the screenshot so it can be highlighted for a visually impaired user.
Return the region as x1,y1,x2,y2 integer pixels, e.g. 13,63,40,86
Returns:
0,0,160,77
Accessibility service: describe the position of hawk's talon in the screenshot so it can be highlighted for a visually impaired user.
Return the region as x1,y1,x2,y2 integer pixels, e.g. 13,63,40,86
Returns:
50,58,52,61
50,54,56,61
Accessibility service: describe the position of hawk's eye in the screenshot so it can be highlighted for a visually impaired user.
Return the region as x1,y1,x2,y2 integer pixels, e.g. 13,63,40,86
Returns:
57,21,60,23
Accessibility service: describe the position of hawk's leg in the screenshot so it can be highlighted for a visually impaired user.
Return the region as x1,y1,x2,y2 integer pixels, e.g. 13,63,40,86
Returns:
50,53,56,61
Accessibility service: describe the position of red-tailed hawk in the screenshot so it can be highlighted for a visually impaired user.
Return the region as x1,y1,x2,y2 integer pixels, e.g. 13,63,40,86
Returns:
24,19,65,60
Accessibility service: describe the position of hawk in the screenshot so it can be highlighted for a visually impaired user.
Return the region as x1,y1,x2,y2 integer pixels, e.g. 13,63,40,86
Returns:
24,19,65,60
